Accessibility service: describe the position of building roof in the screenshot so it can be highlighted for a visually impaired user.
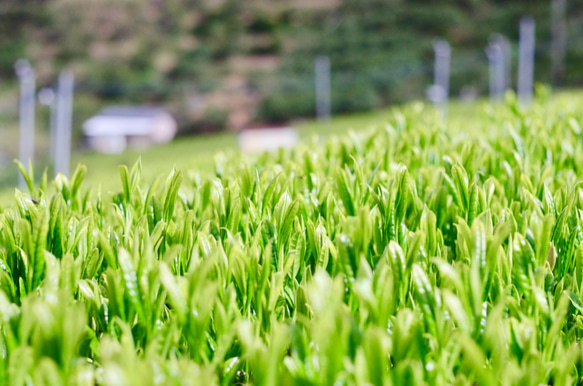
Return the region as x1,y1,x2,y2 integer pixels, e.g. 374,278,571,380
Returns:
83,106,174,137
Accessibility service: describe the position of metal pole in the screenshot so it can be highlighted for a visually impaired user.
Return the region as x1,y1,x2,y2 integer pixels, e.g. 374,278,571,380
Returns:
54,70,74,177
15,59,36,188
432,39,451,117
38,88,57,160
315,55,331,121
486,42,505,102
518,16,536,104
491,34,512,91
503,38,512,91
50,98,58,161
551,0,567,85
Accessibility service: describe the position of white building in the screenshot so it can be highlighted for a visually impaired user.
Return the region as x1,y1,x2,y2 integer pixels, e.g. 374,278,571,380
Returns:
83,106,177,153
237,126,298,153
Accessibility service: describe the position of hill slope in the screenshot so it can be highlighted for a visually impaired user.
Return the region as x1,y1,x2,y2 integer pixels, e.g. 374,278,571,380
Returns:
2,0,583,129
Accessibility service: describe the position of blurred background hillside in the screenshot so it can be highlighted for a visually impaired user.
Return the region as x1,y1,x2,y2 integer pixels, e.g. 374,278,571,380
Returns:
2,0,583,133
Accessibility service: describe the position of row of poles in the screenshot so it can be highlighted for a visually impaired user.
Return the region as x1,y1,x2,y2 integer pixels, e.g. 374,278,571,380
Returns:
315,16,538,121
14,60,74,187
431,16,536,117
11,15,546,183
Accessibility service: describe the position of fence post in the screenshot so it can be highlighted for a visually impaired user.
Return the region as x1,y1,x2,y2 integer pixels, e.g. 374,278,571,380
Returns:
518,16,536,104
490,34,512,90
551,0,567,85
38,88,57,160
54,70,74,177
486,41,505,102
15,59,36,188
315,55,331,121
431,39,451,118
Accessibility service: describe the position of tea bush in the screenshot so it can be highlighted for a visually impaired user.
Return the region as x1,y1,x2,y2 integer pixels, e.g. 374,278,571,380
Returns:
2,95,583,384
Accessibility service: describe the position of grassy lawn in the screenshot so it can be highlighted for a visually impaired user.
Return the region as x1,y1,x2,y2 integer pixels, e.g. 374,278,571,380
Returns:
0,101,408,202
0,88,567,203
67,94,524,195
60,100,484,190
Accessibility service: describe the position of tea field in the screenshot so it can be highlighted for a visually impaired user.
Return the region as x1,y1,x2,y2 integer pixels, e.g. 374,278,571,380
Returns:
3,92,583,384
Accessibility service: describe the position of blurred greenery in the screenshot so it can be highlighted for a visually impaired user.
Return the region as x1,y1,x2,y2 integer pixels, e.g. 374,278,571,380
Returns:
1,0,582,127
179,108,230,134
0,90,508,205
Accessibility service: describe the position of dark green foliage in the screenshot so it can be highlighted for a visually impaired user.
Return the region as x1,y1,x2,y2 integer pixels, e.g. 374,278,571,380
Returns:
5,0,583,127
